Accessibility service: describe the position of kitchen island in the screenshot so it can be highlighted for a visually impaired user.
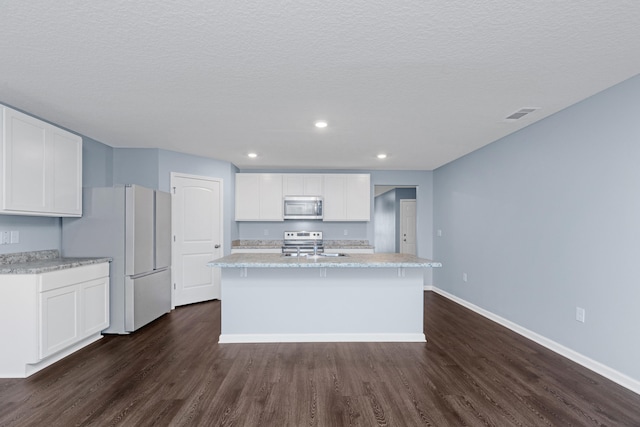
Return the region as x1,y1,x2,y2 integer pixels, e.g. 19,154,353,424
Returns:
207,253,441,343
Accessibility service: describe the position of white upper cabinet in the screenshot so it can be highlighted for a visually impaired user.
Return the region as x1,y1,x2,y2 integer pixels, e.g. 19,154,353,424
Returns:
282,174,323,196
322,174,371,221
235,172,370,222
1,105,82,217
235,173,283,221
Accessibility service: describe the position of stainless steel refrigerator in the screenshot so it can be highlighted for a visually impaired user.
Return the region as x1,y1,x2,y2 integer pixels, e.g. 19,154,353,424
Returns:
62,184,171,334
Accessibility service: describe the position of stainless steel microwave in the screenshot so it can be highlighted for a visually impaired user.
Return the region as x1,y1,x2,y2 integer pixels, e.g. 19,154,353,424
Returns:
283,196,323,219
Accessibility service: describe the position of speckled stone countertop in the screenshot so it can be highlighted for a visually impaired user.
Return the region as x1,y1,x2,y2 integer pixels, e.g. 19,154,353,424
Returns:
231,239,374,250
208,253,441,268
0,250,112,274
231,240,283,249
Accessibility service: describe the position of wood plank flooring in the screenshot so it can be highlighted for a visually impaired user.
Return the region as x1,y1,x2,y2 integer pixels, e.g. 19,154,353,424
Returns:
1,292,639,426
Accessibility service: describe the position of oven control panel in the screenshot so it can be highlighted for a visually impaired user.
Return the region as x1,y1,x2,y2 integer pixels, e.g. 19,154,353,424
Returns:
284,231,323,241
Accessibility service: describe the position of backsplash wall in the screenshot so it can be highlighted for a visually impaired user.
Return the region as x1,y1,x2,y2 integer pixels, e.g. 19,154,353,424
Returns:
0,215,61,255
238,221,369,241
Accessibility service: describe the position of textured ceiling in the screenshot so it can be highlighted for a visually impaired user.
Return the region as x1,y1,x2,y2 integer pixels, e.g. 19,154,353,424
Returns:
1,1,640,170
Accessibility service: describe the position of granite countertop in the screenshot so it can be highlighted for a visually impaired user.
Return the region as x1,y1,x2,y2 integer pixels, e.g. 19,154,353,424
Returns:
0,250,112,274
208,253,441,268
231,239,375,250
231,240,282,249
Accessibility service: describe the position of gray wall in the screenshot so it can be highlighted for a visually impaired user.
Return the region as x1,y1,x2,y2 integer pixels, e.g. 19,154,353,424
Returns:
158,149,239,253
374,187,417,253
371,171,432,262
374,190,396,253
394,188,417,252
0,215,60,254
113,148,159,189
433,74,640,382
83,137,114,187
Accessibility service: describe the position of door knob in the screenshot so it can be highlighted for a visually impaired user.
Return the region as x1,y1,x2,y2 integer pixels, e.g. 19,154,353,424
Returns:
215,244,221,248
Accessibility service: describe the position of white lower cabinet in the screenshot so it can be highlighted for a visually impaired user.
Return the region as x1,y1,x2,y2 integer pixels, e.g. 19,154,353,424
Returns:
0,263,109,377
39,283,80,360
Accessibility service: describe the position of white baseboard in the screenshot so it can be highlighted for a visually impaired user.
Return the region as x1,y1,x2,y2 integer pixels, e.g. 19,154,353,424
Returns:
428,287,640,396
219,333,426,344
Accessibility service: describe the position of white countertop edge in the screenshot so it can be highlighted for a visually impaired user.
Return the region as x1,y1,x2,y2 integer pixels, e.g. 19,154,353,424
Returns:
218,333,427,343
208,253,442,268
0,257,113,274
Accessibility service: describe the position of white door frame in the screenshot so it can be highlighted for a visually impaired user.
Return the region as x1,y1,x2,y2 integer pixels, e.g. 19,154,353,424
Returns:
170,172,224,308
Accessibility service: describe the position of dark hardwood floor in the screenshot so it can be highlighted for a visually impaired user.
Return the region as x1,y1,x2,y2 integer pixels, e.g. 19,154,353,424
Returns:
1,292,639,426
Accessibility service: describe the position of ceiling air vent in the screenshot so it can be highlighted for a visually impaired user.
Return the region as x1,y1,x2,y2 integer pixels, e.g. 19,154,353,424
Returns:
505,107,539,121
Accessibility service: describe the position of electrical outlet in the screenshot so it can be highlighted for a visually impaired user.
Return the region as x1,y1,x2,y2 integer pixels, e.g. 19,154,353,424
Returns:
462,273,468,282
344,229,348,236
437,229,442,237
576,307,586,323
10,230,19,244
1,231,9,245
263,229,269,236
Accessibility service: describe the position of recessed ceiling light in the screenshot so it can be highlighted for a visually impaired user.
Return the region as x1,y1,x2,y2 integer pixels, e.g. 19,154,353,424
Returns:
314,121,328,129
248,152,258,158
377,153,387,159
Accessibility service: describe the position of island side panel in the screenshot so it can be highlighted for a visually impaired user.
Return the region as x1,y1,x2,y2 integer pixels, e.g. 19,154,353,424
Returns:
219,267,425,343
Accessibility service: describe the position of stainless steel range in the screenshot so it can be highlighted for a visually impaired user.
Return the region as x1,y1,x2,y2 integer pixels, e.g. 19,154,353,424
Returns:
282,231,324,256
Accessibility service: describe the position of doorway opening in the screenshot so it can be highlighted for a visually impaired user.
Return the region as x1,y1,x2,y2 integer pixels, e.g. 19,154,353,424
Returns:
373,186,417,253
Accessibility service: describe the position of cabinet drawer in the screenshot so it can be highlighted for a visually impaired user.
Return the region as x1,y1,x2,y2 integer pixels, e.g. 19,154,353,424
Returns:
39,263,109,292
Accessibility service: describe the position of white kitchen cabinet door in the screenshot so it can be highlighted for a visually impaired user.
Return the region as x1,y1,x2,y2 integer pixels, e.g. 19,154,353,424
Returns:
1,105,82,217
81,276,110,336
2,107,48,212
235,173,283,221
322,174,371,221
38,262,109,360
322,174,347,221
282,174,323,196
345,174,371,221
259,174,283,220
235,174,260,220
51,127,82,215
39,284,81,359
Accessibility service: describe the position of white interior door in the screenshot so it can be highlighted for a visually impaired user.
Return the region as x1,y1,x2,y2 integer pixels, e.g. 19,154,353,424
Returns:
171,173,223,307
400,199,417,255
